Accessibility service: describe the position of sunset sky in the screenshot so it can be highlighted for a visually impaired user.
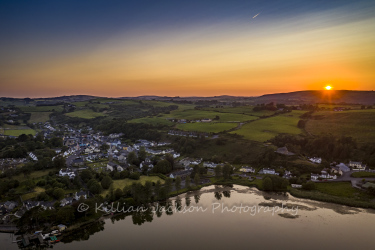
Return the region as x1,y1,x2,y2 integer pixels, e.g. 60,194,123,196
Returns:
1,0,374,98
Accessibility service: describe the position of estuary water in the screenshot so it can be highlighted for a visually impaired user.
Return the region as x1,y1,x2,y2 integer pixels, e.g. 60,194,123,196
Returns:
1,185,375,250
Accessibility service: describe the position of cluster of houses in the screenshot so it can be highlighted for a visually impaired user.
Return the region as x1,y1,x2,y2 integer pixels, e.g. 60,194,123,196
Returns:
240,166,293,179
1,190,89,222
310,162,352,181
349,161,368,171
60,191,88,207
24,201,55,211
44,122,56,132
311,169,337,181
0,201,19,216
106,162,124,172
145,148,175,156
203,161,222,169
58,168,76,179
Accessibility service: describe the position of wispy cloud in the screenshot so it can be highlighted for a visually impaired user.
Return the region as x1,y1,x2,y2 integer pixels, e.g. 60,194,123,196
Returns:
253,13,260,18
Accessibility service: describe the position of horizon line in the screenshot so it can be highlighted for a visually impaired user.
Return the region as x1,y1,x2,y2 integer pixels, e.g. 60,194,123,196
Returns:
1,89,373,100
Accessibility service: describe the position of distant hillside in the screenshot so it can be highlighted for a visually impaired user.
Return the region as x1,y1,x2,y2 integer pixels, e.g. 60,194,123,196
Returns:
253,90,375,105
1,90,374,105
122,95,253,102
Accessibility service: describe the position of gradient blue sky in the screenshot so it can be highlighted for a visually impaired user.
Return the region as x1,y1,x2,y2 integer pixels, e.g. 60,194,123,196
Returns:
1,0,374,97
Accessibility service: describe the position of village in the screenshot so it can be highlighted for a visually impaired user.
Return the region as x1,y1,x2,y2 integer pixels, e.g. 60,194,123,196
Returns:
0,98,375,248
1,120,375,225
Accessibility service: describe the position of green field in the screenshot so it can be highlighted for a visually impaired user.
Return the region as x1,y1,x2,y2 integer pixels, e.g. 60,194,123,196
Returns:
315,182,362,198
2,125,36,136
21,187,46,200
12,169,51,183
230,111,305,142
65,109,107,119
143,100,174,107
291,159,320,168
72,101,89,107
351,172,375,178
116,100,142,106
160,109,258,122
19,105,63,112
129,117,174,126
29,112,51,123
4,129,36,136
142,100,196,110
202,106,276,117
176,122,238,133
102,176,165,196
317,104,362,110
306,110,375,144
2,124,30,129
72,101,110,109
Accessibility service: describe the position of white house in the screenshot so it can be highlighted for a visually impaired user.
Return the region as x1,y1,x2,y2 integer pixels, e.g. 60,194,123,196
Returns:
107,162,117,172
311,173,319,181
59,169,76,179
203,162,217,168
291,184,302,188
29,152,38,161
201,118,212,123
54,148,62,154
349,161,367,171
60,197,74,207
309,157,322,164
239,166,255,173
74,191,88,200
173,153,180,158
259,168,279,175
311,170,337,180
283,170,292,179
190,158,202,165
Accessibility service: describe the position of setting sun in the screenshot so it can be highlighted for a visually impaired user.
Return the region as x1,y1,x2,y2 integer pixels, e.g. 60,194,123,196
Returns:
325,85,332,90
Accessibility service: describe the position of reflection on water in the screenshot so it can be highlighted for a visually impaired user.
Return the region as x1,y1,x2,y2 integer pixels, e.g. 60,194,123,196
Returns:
1,185,375,250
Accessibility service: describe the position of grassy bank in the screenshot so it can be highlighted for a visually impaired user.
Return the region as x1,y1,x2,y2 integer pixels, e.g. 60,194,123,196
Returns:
351,172,375,178
289,188,375,209
102,176,165,197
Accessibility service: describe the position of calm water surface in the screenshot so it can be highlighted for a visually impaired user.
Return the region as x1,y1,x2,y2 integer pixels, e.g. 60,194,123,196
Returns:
2,185,375,250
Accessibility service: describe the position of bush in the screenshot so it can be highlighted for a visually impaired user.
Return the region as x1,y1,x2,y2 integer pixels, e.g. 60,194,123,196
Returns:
262,175,288,192
129,172,140,180
302,181,316,190
101,176,113,189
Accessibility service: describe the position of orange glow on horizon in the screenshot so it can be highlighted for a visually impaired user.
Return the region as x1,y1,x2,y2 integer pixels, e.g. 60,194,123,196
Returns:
1,10,374,98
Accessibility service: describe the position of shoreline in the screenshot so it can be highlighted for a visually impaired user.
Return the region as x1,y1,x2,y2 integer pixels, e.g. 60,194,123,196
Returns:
2,180,375,235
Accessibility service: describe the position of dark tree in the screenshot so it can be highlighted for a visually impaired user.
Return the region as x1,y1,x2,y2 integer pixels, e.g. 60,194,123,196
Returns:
101,176,113,189
263,177,273,191
175,176,181,190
